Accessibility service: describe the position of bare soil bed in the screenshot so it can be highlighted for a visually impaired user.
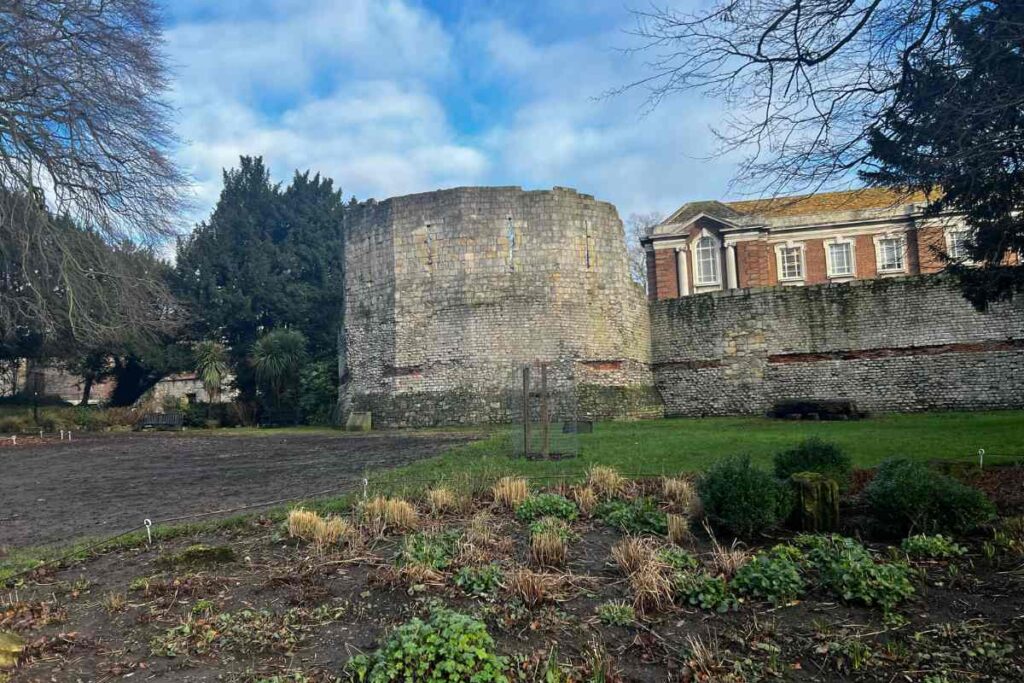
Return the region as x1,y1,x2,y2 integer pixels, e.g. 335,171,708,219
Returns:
0,431,477,549
2,479,1022,682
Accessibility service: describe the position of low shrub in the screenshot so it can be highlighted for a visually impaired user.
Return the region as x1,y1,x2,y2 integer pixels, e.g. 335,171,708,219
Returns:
346,608,508,682
595,601,636,627
864,459,996,535
901,534,967,559
796,534,914,611
596,497,668,535
773,438,853,489
697,455,793,537
673,573,737,612
732,545,806,605
454,565,503,598
515,493,578,523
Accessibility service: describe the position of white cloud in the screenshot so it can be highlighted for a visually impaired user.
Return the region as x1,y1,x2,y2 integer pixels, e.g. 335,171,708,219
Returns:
165,0,742,226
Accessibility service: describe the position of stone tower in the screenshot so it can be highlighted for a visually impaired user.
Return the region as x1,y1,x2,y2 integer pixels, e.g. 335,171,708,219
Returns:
340,186,662,427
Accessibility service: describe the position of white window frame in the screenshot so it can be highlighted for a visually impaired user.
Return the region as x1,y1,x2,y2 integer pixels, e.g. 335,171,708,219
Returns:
774,241,806,283
692,232,722,287
824,237,856,279
945,226,973,262
874,233,907,274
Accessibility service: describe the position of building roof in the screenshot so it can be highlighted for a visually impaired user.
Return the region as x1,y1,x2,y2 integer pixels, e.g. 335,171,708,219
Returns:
648,187,934,241
723,187,930,219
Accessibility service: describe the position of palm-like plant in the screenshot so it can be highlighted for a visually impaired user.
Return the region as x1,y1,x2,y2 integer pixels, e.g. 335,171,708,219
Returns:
250,329,308,406
194,341,229,404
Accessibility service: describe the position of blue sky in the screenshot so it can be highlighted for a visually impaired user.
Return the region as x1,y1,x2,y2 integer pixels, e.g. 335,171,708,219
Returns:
162,0,738,223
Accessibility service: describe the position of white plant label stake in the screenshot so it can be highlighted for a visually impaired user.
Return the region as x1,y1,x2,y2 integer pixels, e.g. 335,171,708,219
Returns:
144,518,153,545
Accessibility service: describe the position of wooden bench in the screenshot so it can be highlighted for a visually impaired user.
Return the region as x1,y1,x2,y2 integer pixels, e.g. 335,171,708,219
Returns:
135,411,184,431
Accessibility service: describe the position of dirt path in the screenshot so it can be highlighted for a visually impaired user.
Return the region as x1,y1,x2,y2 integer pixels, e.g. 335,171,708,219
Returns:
0,431,477,549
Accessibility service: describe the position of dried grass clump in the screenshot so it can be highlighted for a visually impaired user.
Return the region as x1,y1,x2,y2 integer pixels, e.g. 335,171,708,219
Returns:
588,465,626,499
667,514,694,546
288,508,354,550
611,537,673,614
663,476,700,515
530,527,568,567
572,485,598,516
506,568,566,607
466,511,496,545
705,522,750,578
492,476,529,509
426,485,460,515
362,496,419,534
611,537,659,576
370,563,444,588
685,633,725,679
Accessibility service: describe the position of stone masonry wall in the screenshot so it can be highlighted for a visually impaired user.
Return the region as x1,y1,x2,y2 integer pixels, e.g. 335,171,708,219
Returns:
650,276,1024,415
341,186,662,427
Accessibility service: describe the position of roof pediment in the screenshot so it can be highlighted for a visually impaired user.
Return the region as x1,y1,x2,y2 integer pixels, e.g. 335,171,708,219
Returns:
651,202,742,238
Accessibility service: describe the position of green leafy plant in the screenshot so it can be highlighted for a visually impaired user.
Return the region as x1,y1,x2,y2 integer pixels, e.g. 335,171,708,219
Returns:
864,459,995,535
250,329,308,408
732,545,806,605
773,438,853,489
595,497,668,535
673,573,737,612
697,455,793,537
399,531,461,570
454,565,503,598
515,494,578,523
595,601,636,627
796,534,914,611
657,546,699,572
345,608,508,682
901,534,967,559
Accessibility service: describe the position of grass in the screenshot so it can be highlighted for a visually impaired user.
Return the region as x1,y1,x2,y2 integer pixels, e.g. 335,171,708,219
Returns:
378,411,1024,491
3,410,1021,583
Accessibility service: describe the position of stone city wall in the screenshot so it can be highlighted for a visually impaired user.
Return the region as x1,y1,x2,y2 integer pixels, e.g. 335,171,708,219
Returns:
650,276,1024,415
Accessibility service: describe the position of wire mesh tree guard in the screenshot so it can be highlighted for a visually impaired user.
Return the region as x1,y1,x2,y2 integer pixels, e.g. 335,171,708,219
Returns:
507,360,580,460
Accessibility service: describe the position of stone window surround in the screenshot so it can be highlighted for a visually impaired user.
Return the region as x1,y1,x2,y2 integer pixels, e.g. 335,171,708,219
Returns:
873,232,908,274
824,236,856,280
773,240,806,284
692,229,723,289
945,224,974,262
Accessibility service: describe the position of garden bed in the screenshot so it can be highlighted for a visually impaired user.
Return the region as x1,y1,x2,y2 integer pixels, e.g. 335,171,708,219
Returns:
2,472,1022,682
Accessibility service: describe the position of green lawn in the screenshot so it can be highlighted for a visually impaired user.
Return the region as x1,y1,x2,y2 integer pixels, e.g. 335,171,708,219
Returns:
368,410,1024,496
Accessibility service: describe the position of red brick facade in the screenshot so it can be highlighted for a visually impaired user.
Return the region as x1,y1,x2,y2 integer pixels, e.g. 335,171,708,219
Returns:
642,189,973,301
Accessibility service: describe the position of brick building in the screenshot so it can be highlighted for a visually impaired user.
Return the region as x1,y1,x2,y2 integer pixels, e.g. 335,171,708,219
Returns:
643,188,974,300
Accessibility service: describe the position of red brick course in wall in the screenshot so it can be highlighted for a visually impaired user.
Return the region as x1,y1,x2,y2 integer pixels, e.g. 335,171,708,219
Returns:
803,238,828,285
736,241,772,288
854,234,878,279
652,248,679,300
917,225,946,273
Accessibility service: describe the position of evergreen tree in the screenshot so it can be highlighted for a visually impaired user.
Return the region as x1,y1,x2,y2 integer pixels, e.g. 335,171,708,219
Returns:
175,157,346,401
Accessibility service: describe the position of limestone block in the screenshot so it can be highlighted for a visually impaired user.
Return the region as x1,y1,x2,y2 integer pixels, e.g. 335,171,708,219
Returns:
346,411,372,432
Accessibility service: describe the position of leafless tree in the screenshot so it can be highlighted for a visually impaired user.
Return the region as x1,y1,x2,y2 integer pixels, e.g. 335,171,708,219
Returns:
626,211,663,291
0,0,188,348
620,0,988,197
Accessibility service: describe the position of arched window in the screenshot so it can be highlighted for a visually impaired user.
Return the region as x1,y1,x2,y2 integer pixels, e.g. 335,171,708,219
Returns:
694,235,720,286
